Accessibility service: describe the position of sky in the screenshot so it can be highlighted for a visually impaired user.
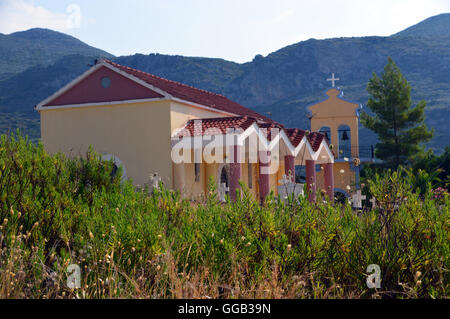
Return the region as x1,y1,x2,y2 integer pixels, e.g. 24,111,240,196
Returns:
0,0,449,63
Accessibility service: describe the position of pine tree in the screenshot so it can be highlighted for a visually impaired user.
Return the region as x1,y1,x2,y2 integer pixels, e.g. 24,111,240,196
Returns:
361,57,433,168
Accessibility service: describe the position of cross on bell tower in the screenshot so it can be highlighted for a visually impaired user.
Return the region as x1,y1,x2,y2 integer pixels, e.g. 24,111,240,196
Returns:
327,73,340,88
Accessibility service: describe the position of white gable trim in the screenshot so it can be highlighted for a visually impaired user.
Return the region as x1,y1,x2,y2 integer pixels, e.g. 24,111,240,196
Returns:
36,97,169,111
275,130,296,155
312,141,335,163
171,122,325,165
293,136,307,157
36,62,104,109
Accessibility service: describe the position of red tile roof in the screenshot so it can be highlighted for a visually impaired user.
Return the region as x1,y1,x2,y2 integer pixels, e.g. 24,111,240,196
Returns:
286,128,306,147
307,132,325,152
285,129,325,152
178,116,257,137
104,60,273,123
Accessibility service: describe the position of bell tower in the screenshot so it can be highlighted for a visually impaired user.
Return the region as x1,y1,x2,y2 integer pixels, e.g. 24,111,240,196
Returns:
306,74,369,202
308,82,360,160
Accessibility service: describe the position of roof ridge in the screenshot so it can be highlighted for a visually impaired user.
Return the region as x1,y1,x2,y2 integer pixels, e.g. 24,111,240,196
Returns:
104,59,228,99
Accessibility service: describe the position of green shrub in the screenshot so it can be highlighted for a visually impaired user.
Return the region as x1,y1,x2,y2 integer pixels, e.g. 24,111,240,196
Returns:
0,132,448,299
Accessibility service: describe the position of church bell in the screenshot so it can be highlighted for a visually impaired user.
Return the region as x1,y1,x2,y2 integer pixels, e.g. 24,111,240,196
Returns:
342,130,349,141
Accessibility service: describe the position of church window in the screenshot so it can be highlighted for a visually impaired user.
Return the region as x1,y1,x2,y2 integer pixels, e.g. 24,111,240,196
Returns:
101,76,111,88
338,125,351,158
319,126,331,143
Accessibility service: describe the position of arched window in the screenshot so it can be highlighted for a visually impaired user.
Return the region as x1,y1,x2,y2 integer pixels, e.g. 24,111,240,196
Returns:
337,125,351,158
101,154,127,181
319,126,331,143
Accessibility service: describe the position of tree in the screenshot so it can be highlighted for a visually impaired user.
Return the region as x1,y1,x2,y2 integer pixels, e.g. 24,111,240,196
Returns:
361,57,433,167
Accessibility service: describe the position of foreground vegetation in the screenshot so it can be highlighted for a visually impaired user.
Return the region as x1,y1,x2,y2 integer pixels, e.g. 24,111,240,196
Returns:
0,133,448,299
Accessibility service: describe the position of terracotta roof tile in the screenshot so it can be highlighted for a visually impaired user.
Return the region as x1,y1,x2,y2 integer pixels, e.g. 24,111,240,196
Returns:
285,128,306,147
306,132,325,152
285,129,325,152
104,60,273,123
178,116,257,137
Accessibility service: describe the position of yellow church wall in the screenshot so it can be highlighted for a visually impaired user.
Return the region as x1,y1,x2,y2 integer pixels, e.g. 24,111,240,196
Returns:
170,101,231,132
175,149,207,200
309,96,358,118
181,162,206,200
40,100,173,187
309,89,360,158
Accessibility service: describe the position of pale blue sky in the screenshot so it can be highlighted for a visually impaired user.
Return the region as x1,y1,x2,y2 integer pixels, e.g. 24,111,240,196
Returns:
1,0,449,63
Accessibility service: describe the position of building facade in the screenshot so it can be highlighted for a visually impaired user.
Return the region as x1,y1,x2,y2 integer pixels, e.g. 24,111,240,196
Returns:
37,59,335,203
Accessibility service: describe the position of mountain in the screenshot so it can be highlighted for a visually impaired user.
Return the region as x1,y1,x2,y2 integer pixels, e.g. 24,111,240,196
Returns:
0,54,101,114
113,25,450,151
0,14,449,151
393,13,450,37
0,28,113,81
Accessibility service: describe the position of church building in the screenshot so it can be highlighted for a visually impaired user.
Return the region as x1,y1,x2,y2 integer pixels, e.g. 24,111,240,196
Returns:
36,59,337,203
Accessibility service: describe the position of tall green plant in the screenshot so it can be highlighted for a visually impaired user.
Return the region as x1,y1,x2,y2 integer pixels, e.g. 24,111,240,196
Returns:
361,57,433,167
